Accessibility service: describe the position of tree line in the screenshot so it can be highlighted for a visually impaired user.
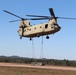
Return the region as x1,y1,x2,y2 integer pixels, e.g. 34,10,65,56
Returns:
0,56,76,67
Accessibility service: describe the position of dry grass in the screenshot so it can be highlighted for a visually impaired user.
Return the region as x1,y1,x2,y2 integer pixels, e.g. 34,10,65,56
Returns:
0,66,76,75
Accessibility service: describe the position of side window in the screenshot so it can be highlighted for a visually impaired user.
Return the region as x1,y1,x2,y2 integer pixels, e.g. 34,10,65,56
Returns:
24,30,26,31
40,26,42,28
45,24,48,28
27,29,31,31
34,27,36,29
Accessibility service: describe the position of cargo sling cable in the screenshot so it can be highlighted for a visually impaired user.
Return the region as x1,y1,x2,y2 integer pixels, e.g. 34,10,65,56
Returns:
40,36,43,59
31,36,44,65
32,39,35,59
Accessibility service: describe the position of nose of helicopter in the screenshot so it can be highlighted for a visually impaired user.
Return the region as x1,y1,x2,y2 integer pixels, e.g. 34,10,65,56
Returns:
58,25,61,31
54,24,61,31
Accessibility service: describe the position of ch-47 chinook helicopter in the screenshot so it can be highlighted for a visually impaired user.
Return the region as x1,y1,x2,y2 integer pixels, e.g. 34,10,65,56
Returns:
3,8,76,40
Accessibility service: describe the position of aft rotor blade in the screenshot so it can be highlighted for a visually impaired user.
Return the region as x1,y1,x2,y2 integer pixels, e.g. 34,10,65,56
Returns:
26,15,50,18
9,18,48,22
3,10,23,19
49,8,55,18
57,17,76,20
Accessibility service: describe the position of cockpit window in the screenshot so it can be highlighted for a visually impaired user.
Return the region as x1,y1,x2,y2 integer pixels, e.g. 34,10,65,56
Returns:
54,23,57,25
52,22,57,25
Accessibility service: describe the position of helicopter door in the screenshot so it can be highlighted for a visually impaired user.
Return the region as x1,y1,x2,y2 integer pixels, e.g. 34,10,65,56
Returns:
45,24,48,29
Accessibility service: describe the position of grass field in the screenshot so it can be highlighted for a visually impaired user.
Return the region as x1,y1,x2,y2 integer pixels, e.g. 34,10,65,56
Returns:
0,66,76,75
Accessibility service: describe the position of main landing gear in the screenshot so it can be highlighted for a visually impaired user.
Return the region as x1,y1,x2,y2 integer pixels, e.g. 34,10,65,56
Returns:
30,35,49,40
30,38,32,41
20,36,22,39
46,35,49,39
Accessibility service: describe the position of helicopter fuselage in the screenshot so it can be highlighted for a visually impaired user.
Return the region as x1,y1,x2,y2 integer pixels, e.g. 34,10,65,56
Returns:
17,19,61,39
4,8,76,40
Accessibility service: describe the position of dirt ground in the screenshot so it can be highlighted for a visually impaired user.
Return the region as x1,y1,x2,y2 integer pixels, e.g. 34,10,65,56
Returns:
0,62,76,71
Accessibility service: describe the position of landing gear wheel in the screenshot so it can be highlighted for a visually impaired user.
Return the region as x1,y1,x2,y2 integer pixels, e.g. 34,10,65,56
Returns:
20,36,22,39
37,34,40,37
46,35,49,39
30,38,32,41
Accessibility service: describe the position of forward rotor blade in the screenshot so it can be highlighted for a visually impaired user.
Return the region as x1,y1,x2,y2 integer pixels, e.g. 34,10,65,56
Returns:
57,17,76,20
49,8,55,18
26,17,49,20
3,10,23,19
26,15,50,18
9,19,21,22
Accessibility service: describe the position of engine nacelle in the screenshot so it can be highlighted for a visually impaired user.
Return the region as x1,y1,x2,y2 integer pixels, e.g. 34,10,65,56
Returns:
19,20,30,28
